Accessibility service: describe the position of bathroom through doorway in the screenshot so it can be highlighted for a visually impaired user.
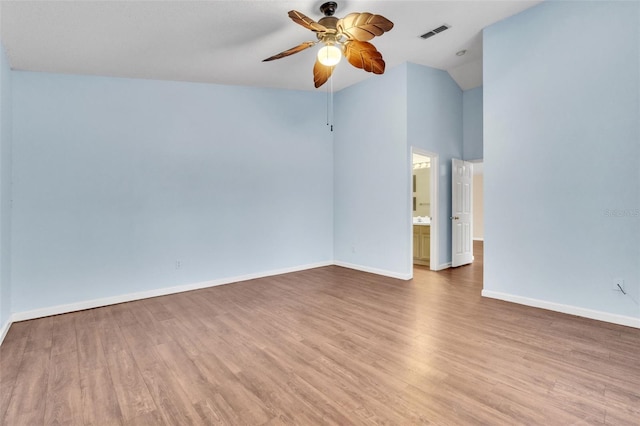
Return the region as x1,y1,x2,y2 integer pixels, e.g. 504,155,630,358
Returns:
411,149,438,270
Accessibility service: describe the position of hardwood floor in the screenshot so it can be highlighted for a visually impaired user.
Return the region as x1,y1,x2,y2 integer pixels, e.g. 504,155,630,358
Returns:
1,242,639,425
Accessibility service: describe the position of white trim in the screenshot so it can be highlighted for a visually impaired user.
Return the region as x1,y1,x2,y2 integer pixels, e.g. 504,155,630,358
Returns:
4,263,636,348
429,155,439,271
10,261,332,323
473,237,484,241
482,290,640,329
434,262,451,271
407,150,415,279
470,159,483,175
333,261,412,280
0,317,11,346
4,260,414,334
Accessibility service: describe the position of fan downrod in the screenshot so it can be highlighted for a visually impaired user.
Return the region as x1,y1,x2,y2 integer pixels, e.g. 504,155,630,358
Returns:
320,2,338,17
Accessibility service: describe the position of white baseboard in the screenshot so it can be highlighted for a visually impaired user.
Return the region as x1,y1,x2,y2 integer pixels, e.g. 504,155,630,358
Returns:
482,290,640,329
434,262,451,271
4,264,637,348
2,259,408,342
333,261,412,280
0,317,11,346
10,261,333,323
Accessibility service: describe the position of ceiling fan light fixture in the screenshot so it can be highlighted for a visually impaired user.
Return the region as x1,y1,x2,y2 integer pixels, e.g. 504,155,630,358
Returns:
317,44,342,66
263,3,393,88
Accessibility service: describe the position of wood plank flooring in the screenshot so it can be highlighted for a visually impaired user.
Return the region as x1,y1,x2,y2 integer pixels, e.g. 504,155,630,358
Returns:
1,242,639,425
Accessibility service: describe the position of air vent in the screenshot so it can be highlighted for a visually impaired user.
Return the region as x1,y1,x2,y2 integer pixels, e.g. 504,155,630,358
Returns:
420,24,450,39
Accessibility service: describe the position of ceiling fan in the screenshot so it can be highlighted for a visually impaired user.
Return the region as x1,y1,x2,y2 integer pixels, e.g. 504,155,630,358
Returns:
263,2,394,88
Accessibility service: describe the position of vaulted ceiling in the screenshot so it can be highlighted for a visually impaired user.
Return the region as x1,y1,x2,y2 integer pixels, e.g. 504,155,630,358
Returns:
0,1,541,91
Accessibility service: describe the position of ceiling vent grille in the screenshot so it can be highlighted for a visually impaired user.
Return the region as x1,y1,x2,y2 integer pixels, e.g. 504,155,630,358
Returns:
420,25,450,39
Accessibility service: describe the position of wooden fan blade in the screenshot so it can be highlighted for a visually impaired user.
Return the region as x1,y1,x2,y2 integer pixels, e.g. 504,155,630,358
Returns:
288,10,328,33
337,13,394,41
263,41,316,62
343,40,385,74
313,59,335,88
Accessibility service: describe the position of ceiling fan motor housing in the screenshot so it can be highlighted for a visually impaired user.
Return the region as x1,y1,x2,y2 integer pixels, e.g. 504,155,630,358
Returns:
320,2,338,17
318,10,340,43
317,16,339,43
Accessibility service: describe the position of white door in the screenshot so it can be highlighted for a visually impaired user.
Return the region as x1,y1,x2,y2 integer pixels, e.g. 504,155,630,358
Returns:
451,159,473,267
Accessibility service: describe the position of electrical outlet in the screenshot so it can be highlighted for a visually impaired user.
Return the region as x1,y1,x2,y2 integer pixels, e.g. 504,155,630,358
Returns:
351,246,356,253
175,260,182,270
614,278,624,292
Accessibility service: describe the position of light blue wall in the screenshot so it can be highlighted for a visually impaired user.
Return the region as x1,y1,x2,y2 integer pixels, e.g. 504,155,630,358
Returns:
333,64,410,275
0,43,12,328
10,62,463,315
11,72,334,312
462,86,483,161
407,63,463,268
484,1,640,318
333,62,464,274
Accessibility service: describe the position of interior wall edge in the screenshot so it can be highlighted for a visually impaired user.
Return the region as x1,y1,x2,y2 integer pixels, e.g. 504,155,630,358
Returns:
482,289,640,330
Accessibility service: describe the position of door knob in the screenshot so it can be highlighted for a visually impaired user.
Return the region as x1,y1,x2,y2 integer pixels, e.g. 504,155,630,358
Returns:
450,216,459,220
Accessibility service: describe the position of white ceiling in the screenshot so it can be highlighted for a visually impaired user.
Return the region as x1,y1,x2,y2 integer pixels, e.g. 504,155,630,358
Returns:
412,153,430,164
0,0,541,92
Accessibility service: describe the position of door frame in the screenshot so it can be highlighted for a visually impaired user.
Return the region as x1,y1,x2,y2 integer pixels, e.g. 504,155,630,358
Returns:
410,147,439,271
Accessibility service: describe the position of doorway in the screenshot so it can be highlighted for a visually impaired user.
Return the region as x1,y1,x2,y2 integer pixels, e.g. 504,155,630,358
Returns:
410,148,438,271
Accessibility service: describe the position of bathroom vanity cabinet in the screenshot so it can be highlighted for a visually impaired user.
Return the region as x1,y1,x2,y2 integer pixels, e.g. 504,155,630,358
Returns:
413,224,430,266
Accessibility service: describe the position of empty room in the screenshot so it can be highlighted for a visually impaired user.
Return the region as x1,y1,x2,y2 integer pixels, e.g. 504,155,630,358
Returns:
0,1,639,425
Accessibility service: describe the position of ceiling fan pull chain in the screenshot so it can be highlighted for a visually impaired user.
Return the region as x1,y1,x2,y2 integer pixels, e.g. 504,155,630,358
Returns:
326,72,334,131
330,73,334,132
326,77,330,127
